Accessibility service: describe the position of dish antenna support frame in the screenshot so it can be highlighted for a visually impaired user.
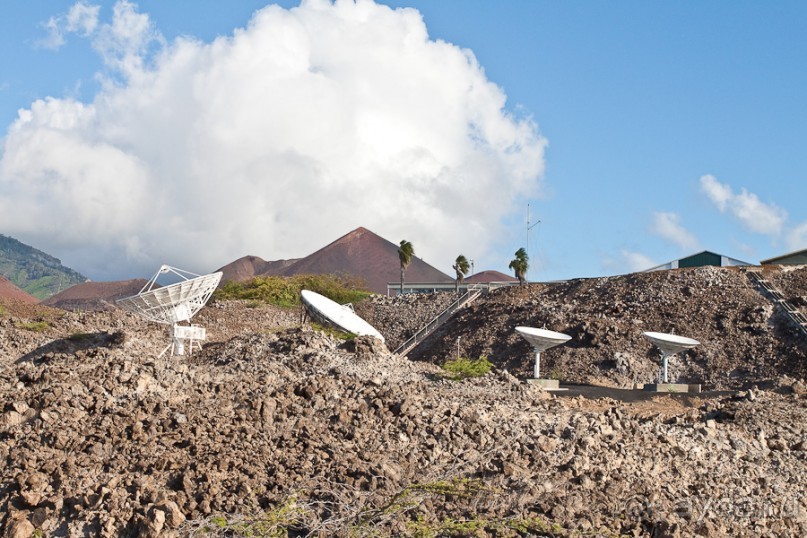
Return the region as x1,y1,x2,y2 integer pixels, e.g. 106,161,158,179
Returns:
116,265,222,357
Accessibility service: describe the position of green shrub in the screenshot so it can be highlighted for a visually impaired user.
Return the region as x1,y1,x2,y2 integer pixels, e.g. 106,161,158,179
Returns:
16,320,49,332
214,274,371,308
199,497,308,537
67,332,95,342
441,355,493,380
311,322,356,341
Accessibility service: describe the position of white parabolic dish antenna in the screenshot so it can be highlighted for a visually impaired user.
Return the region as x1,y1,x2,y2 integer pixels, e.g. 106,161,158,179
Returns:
301,289,385,343
515,326,572,379
117,265,222,355
642,331,700,383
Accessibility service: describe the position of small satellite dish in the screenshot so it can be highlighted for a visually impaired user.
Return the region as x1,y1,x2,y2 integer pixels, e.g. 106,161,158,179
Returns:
515,326,572,379
116,265,222,356
643,331,700,383
301,289,384,343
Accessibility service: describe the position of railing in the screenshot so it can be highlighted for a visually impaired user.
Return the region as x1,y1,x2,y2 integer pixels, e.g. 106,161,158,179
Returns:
747,271,807,337
393,285,484,357
386,281,518,296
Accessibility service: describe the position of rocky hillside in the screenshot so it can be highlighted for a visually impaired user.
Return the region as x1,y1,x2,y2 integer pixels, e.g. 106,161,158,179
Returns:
0,276,38,305
0,234,87,300
399,266,807,390
1,265,806,537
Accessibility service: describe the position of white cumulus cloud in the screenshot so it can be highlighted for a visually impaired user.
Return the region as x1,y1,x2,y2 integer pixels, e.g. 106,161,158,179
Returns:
650,211,699,251
787,221,807,252
1,0,546,280
38,1,100,50
619,250,656,273
699,174,787,236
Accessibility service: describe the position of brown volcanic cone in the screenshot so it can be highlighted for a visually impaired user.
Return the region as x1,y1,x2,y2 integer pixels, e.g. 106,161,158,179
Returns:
281,227,452,294
0,275,38,304
217,255,298,283
466,270,518,284
42,279,151,311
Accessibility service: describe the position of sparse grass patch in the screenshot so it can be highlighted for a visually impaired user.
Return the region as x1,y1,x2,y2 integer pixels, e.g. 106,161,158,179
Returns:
359,478,497,531
406,512,604,538
15,320,50,332
409,478,493,498
215,274,371,308
183,478,598,538
310,322,355,341
67,332,95,342
190,497,309,537
441,355,493,380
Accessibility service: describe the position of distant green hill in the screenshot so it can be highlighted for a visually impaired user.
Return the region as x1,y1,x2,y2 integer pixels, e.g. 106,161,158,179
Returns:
0,234,87,300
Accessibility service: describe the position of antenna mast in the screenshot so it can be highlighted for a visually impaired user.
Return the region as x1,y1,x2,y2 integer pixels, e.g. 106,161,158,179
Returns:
527,203,540,278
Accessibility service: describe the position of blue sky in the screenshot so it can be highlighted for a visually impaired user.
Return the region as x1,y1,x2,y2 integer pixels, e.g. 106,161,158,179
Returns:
1,1,805,282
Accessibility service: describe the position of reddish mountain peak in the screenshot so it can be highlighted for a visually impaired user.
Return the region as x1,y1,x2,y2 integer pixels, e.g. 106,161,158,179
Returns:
0,275,38,304
217,255,300,283
279,227,451,294
345,226,370,236
216,255,268,283
321,227,375,249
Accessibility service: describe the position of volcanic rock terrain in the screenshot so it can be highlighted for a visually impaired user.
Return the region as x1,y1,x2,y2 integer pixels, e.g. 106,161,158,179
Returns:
1,265,806,537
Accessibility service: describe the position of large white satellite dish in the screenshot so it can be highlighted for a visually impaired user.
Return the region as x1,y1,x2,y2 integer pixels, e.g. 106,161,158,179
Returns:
301,289,385,343
117,265,222,356
643,331,700,383
515,326,572,379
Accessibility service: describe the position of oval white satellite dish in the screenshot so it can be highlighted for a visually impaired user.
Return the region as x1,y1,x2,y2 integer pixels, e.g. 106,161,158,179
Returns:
642,331,700,356
117,265,222,325
515,326,571,380
301,289,384,343
515,326,572,352
643,331,700,384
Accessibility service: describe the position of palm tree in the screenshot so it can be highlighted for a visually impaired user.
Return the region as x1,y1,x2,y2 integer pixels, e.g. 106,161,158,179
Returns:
453,254,470,292
509,247,529,285
398,239,414,294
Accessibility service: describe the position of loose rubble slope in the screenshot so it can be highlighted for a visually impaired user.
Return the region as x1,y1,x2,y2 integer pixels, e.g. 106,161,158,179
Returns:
405,266,807,389
1,265,806,537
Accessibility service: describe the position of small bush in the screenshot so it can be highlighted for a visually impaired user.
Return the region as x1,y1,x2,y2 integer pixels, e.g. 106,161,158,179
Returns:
441,355,493,380
311,322,355,341
16,321,49,332
196,497,309,537
214,274,371,308
67,332,95,342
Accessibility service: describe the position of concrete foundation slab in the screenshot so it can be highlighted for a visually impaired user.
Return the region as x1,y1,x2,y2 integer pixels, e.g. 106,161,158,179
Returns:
643,383,701,393
527,378,560,389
